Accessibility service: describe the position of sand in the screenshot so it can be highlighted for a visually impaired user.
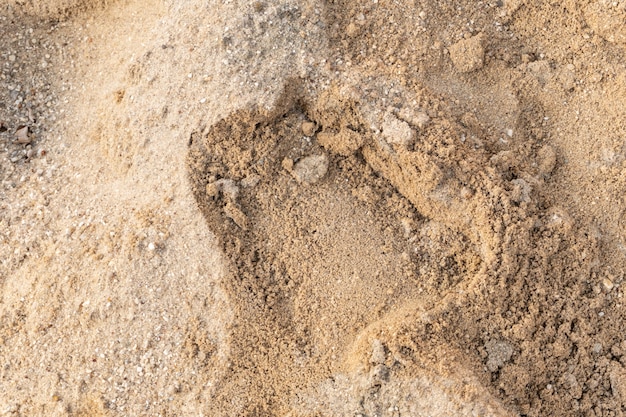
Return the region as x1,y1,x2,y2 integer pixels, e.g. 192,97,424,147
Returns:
1,0,626,416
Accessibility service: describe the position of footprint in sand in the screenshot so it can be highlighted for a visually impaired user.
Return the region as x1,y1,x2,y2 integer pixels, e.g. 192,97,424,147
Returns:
187,81,522,416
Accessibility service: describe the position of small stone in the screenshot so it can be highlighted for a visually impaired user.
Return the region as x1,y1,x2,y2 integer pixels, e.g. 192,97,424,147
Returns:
382,113,415,147
449,34,485,73
301,121,317,136
412,112,431,129
8,55,15,62
604,277,615,291
292,154,328,184
561,373,582,399
14,126,30,144
397,108,430,129
485,340,514,372
147,242,155,251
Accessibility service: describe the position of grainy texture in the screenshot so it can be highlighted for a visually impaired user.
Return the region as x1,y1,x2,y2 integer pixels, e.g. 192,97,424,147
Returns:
1,0,626,416
4,0,111,19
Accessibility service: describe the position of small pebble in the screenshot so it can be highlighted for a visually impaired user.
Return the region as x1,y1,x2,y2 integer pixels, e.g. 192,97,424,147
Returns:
397,108,430,129
15,125,30,144
292,154,328,184
412,111,430,129
382,112,415,147
485,340,514,372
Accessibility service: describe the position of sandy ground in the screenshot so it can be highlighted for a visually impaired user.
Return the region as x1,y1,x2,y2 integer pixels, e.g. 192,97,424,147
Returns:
1,0,626,416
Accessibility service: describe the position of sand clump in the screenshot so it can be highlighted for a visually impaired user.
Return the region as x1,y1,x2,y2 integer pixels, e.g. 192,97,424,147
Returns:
448,34,486,73
1,0,626,416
